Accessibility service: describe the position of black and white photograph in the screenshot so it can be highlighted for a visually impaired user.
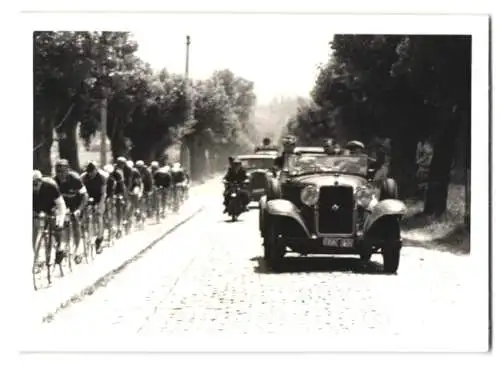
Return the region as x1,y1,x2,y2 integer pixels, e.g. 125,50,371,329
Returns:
9,2,492,361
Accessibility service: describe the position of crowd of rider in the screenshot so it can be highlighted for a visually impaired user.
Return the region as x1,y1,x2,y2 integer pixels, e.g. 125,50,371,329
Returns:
33,157,190,266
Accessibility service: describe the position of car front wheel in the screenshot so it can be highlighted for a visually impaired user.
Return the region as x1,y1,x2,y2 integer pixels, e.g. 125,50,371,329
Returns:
381,217,402,273
263,219,285,271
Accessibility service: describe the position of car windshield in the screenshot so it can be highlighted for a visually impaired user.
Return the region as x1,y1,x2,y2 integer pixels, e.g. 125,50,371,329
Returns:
240,157,275,170
288,154,368,176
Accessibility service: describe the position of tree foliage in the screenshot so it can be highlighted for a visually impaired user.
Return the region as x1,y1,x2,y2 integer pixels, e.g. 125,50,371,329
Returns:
287,34,471,215
34,32,258,176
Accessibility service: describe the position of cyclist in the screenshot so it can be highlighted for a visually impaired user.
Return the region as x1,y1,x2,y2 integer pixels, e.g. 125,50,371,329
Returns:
108,161,127,237
80,161,107,254
170,162,188,205
33,170,67,264
53,159,88,264
135,160,154,217
151,161,171,217
116,157,143,225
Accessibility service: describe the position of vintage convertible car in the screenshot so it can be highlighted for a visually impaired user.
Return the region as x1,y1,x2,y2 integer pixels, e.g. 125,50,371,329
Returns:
258,143,406,273
237,154,277,201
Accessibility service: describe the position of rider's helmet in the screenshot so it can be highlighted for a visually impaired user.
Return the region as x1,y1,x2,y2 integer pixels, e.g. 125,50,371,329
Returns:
150,161,159,171
116,156,127,169
55,159,70,176
135,160,145,169
85,160,98,173
33,169,43,190
103,164,114,174
171,162,182,172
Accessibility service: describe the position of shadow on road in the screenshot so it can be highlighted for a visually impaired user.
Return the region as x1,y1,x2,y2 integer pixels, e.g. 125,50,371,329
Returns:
250,256,388,275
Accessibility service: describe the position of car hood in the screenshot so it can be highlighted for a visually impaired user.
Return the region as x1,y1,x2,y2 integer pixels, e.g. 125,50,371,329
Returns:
290,174,367,189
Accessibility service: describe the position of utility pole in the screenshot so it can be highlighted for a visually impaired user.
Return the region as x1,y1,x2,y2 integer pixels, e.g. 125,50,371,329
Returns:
99,32,108,167
100,96,107,167
182,35,193,177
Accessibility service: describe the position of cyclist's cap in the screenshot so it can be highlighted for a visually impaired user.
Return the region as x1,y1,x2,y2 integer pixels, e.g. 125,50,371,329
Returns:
86,161,98,171
151,161,159,169
104,164,114,173
33,170,43,181
116,156,127,164
135,160,145,168
126,160,134,168
55,159,69,167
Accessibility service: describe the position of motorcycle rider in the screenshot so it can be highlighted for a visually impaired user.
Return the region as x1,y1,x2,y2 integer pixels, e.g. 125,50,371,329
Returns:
223,158,249,213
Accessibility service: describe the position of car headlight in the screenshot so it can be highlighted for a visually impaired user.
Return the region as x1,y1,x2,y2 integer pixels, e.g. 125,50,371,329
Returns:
355,185,376,208
300,185,319,206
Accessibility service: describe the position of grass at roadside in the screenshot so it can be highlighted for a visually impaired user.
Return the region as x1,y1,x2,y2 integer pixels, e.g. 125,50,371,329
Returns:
401,184,470,254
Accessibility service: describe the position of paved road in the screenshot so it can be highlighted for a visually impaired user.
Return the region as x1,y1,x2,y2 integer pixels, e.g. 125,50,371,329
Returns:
35,184,486,351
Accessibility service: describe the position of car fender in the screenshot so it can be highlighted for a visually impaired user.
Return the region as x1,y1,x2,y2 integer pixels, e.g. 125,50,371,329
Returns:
364,199,407,233
258,195,267,235
265,199,310,237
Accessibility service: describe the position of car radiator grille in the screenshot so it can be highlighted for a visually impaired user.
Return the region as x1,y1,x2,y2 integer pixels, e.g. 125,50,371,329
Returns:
280,185,315,234
317,186,354,234
250,172,267,189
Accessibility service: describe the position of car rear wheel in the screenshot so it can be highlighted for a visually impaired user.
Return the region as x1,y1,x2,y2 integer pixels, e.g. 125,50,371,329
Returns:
263,219,285,271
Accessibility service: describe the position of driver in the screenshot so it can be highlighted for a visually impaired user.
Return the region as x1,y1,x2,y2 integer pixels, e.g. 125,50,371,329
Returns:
223,158,249,213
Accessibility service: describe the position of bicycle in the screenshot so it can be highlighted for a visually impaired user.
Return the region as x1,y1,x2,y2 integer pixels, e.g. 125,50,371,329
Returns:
32,212,57,290
104,196,116,247
81,199,98,263
61,210,75,273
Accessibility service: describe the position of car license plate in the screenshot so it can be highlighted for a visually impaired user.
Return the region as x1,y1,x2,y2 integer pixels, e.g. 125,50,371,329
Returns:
322,238,354,248
253,188,265,193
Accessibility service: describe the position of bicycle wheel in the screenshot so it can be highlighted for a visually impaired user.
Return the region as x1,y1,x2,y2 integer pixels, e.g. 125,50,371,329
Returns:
64,219,73,274
32,219,46,290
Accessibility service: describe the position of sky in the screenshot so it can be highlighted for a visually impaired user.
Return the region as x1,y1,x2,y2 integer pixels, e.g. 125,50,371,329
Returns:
131,15,335,104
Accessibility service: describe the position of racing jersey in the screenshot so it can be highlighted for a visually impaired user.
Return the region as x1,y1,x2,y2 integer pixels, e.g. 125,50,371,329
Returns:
54,171,87,210
110,168,126,195
152,168,171,188
33,177,62,214
171,169,187,185
138,167,153,193
224,168,247,185
81,169,107,202
122,165,142,191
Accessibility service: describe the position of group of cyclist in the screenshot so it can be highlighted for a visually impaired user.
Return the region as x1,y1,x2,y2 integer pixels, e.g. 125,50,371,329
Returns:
33,157,190,267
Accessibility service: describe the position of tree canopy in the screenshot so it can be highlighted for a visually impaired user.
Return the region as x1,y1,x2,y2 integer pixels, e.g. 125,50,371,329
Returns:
33,31,257,175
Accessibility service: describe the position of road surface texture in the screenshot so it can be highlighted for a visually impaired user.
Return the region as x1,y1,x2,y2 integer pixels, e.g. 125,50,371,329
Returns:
35,181,485,351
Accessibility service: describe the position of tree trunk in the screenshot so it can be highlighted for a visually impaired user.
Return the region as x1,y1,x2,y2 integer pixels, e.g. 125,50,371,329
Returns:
424,115,460,216
57,118,80,172
388,130,419,199
109,123,128,160
33,116,54,175
130,141,155,163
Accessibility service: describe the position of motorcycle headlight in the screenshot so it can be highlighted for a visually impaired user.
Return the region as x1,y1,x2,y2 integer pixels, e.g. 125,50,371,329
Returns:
354,186,376,208
300,185,319,206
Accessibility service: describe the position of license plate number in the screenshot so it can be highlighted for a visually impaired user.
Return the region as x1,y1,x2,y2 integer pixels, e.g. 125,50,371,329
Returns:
322,238,354,248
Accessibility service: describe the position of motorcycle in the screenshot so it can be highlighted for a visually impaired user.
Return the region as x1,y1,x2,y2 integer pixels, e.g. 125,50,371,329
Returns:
224,181,246,222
